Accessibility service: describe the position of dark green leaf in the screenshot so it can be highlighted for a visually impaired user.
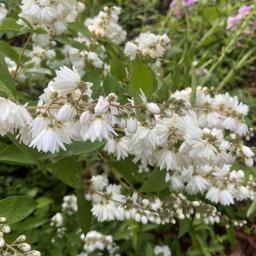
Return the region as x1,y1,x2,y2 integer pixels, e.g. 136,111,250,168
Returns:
0,41,19,63
0,196,37,224
76,189,92,234
139,168,168,193
0,18,22,32
48,156,83,188
0,144,35,165
178,219,191,238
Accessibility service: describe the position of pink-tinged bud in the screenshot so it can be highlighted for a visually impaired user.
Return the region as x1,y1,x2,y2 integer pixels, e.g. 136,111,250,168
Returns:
146,102,161,114
127,117,137,133
94,96,110,114
79,111,91,125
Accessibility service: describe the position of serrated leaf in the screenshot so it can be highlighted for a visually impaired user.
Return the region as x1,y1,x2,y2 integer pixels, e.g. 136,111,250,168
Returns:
0,196,37,224
76,189,92,234
0,41,19,63
48,156,83,188
139,168,168,193
130,58,155,101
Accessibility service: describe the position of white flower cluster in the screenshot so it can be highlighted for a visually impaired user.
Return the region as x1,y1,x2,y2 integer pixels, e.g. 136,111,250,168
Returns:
1,67,254,207
85,6,126,45
79,231,120,256
50,194,78,241
86,175,222,225
19,0,85,36
63,33,110,76
154,245,172,256
0,217,41,256
124,32,170,60
0,3,7,23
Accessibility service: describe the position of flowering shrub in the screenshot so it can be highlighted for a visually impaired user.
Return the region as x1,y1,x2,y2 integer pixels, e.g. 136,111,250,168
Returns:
0,0,255,255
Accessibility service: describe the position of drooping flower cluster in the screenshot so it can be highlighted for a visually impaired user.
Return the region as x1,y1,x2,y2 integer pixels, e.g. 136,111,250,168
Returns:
79,231,120,256
154,245,172,256
62,33,110,76
124,32,170,60
0,217,41,256
18,0,85,37
86,175,223,225
50,194,78,241
85,6,126,45
1,66,254,207
227,5,253,29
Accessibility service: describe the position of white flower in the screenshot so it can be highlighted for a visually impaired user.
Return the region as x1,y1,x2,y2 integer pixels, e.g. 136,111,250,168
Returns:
51,213,63,227
91,175,109,191
0,3,7,23
50,66,81,95
104,137,130,160
124,42,138,60
94,96,110,114
146,102,161,114
241,145,254,158
29,126,72,153
57,104,76,122
126,116,137,133
79,111,91,125
81,116,117,142
155,149,178,171
154,245,171,256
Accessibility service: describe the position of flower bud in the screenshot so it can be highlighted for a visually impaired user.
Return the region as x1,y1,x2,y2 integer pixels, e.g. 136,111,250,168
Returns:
241,145,254,158
245,158,253,167
16,235,26,243
94,96,109,114
18,243,31,252
0,237,5,248
126,117,137,133
1,225,10,233
146,102,160,114
79,111,91,125
0,217,6,223
28,250,41,256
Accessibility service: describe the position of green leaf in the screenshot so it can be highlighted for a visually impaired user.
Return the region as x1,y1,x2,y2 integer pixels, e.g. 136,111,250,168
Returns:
247,200,256,218
43,141,105,159
129,58,154,101
145,243,154,256
0,196,37,224
109,50,126,81
76,189,92,234
68,22,92,38
0,144,35,165
48,156,83,188
0,18,22,32
139,168,168,193
0,41,19,63
178,219,191,238
110,159,137,185
0,53,17,97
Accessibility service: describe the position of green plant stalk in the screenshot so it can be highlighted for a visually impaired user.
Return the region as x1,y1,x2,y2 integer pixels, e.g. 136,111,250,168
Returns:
200,13,254,87
216,49,255,92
